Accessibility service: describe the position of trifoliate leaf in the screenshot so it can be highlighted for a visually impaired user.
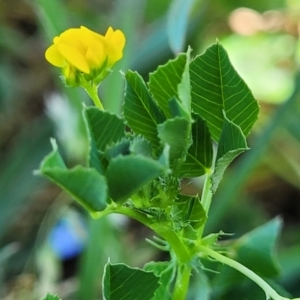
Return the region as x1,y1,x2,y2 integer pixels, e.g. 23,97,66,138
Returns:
190,42,259,141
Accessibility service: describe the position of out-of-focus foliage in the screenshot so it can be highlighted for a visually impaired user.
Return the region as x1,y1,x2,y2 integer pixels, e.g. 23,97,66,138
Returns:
0,0,299,299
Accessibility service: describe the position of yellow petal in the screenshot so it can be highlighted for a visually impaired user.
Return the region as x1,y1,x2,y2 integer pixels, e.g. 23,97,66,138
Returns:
104,28,126,66
45,25,126,83
45,44,65,67
105,26,114,40
80,26,106,48
78,26,108,69
59,28,86,51
58,43,90,74
85,43,106,69
105,28,126,49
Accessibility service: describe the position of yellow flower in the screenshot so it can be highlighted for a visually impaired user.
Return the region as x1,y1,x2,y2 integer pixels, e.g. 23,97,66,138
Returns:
45,26,126,87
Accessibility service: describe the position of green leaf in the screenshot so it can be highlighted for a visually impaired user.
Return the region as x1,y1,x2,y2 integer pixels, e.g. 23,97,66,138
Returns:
104,138,130,161
190,42,259,141
124,71,165,145
37,139,107,213
167,0,195,54
211,116,249,193
103,261,160,300
40,293,61,300
172,196,206,239
144,261,173,300
233,217,283,277
179,114,213,177
168,97,189,119
83,107,125,173
188,196,207,229
177,47,192,115
157,116,191,163
148,54,187,118
106,149,169,202
104,136,154,162
129,135,153,157
175,195,207,228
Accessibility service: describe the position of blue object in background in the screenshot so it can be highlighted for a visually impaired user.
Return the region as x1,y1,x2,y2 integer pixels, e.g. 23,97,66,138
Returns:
49,211,87,260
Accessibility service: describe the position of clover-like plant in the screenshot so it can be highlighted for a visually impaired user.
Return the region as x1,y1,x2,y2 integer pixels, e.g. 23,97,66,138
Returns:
39,27,299,300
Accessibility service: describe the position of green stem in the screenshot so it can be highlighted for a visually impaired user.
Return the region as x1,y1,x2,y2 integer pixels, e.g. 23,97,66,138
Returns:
119,206,191,263
198,245,292,300
117,206,193,298
198,171,213,238
93,203,191,263
94,203,193,298
83,81,104,110
201,171,213,212
172,263,192,300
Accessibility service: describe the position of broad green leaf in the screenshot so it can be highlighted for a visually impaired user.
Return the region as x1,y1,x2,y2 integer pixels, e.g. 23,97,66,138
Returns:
84,107,125,151
124,70,165,145
104,138,130,161
103,262,160,300
148,54,187,118
206,73,300,232
129,135,153,157
167,0,195,54
233,217,282,277
40,294,61,300
179,114,213,177
104,136,153,161
190,42,259,141
177,47,192,115
83,107,125,173
144,261,173,300
157,116,191,164
168,97,189,119
37,139,107,213
211,116,248,193
106,149,169,202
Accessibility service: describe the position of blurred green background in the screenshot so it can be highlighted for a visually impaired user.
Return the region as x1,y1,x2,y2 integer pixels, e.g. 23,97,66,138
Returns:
0,0,300,299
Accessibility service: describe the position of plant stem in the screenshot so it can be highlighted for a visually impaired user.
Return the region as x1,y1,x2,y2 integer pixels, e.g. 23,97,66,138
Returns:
118,206,193,298
172,263,192,300
94,203,193,298
201,171,213,212
198,171,213,238
83,81,104,110
94,204,191,263
198,245,291,300
119,206,191,263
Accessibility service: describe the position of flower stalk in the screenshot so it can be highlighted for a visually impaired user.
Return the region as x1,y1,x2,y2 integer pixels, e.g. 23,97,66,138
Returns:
82,81,104,110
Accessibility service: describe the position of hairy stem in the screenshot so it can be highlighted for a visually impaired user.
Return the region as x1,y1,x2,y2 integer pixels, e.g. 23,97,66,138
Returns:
94,203,191,263
198,171,213,238
198,245,292,300
201,171,213,212
95,204,193,298
172,263,192,300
